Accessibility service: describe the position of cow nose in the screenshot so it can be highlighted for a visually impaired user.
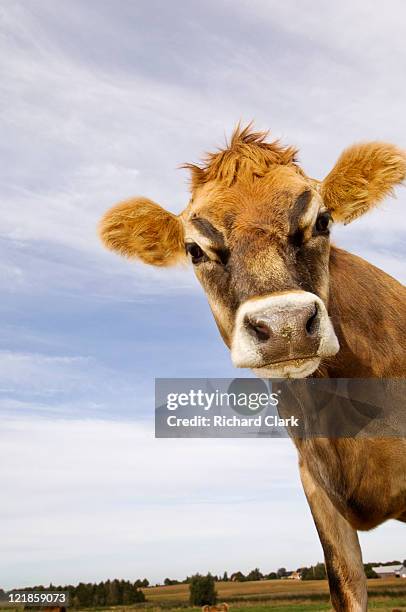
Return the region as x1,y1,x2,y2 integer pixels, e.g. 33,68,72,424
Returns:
245,318,272,342
245,302,320,345
231,291,340,375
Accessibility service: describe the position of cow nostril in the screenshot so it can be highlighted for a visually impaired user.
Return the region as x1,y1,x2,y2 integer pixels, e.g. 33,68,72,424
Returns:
305,303,319,336
244,317,271,342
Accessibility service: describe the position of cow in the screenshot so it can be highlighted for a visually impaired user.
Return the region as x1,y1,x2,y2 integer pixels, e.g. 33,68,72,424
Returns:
202,604,229,612
99,125,406,611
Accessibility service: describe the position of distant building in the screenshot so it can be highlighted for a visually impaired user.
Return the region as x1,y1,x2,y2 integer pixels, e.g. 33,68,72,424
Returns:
372,564,404,578
287,571,302,580
279,570,302,580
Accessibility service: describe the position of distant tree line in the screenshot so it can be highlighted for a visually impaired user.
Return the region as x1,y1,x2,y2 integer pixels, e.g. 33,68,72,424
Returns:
164,571,228,586
225,563,382,581
165,560,396,585
68,579,147,607
300,563,327,580
3,557,404,607
5,580,147,608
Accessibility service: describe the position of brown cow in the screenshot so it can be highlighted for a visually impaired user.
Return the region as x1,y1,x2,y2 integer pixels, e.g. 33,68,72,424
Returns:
99,125,406,611
202,604,229,612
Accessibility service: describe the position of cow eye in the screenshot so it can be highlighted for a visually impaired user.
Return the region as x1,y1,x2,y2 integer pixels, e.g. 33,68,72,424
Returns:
315,211,332,234
185,242,207,264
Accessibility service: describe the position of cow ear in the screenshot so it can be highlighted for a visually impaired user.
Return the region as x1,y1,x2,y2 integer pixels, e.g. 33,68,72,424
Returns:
321,142,406,224
99,198,185,266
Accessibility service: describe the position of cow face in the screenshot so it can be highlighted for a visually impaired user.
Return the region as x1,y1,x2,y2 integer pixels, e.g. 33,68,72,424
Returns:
181,167,338,378
100,126,406,378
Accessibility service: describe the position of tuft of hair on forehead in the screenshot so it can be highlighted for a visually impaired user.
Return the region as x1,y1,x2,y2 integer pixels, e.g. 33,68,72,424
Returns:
183,123,299,191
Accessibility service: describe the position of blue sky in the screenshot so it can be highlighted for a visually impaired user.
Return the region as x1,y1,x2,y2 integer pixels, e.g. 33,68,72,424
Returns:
1,0,406,590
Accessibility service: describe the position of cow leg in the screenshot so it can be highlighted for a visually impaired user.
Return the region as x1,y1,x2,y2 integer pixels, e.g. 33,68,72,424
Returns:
300,461,367,611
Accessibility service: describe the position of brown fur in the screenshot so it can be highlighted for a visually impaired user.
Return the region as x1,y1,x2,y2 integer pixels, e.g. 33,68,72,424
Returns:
99,197,184,266
327,248,406,377
183,123,299,189
322,142,406,223
99,125,406,611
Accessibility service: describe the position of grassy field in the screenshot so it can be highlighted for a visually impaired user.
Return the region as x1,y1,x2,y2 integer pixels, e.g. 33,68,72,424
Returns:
140,577,406,610
148,601,406,612
1,579,405,611
143,600,406,611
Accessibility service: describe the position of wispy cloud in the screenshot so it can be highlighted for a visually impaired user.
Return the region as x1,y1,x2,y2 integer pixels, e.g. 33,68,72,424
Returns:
1,416,404,590
0,350,152,419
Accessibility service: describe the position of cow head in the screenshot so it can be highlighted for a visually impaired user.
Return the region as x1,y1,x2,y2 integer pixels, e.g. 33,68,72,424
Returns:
100,126,406,378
